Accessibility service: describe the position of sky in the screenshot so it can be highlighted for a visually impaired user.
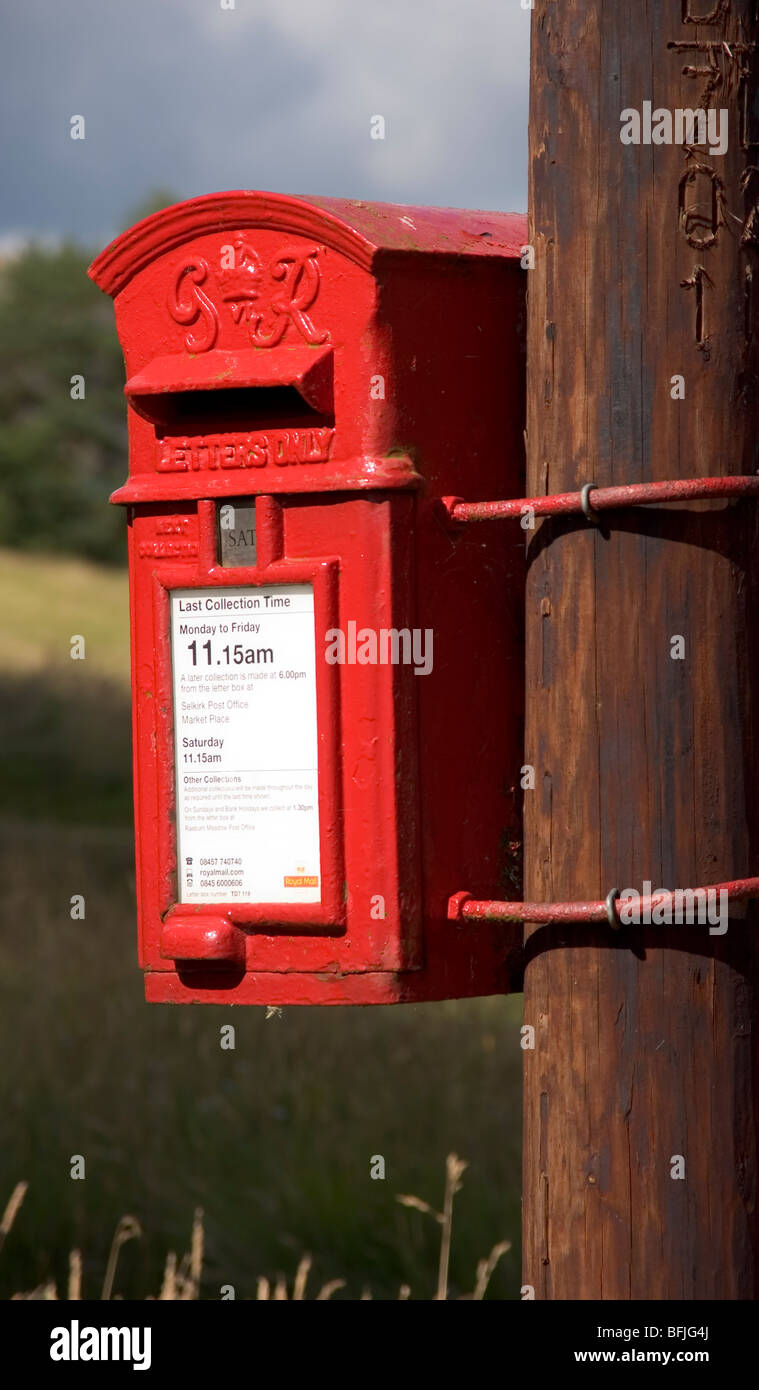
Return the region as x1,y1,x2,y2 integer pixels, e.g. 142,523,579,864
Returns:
0,0,529,251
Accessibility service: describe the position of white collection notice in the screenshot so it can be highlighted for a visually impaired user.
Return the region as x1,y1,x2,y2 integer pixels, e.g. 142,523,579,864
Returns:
170,583,321,904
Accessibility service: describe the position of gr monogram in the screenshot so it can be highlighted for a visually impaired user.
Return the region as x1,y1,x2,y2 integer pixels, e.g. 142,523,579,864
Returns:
167,242,329,352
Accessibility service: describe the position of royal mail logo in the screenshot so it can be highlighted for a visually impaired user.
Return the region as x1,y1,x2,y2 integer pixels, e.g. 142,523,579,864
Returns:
284,875,319,888
168,239,329,352
156,428,334,473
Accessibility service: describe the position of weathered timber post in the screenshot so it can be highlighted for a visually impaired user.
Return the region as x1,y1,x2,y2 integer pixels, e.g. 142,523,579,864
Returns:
523,1,759,1299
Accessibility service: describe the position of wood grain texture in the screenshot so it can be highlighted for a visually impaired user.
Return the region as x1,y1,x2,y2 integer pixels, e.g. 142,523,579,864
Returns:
523,0,759,1299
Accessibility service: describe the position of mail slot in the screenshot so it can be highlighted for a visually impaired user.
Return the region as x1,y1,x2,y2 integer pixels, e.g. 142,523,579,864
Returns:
89,190,527,1005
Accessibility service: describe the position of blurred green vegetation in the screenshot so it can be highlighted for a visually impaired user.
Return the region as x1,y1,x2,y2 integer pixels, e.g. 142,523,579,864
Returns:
0,550,131,824
0,243,127,564
0,549,129,683
0,191,179,567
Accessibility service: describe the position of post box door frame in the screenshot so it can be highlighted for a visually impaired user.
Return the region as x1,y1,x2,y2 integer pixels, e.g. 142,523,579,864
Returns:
149,497,345,933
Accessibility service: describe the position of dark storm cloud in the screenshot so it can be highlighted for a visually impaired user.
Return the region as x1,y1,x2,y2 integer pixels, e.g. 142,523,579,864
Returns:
1,0,528,249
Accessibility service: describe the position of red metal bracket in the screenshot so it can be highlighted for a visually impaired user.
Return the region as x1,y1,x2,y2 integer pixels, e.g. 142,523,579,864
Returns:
448,879,759,928
443,474,759,523
447,472,759,926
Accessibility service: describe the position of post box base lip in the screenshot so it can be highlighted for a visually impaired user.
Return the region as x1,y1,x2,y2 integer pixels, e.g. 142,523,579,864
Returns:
143,965,517,1007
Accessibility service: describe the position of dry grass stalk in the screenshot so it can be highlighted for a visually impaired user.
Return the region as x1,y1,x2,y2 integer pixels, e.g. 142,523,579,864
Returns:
160,1209,205,1299
0,1182,28,1256
176,1254,194,1299
471,1241,511,1300
292,1253,311,1300
397,1153,468,1300
12,1279,58,1300
315,1279,345,1300
68,1248,82,1300
188,1207,204,1299
101,1214,142,1300
159,1250,178,1301
254,1259,344,1300
395,1193,440,1220
437,1154,467,1300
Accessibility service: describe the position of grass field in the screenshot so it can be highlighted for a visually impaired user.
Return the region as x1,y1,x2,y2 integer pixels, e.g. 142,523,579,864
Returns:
0,548,524,1300
0,549,132,824
0,549,129,684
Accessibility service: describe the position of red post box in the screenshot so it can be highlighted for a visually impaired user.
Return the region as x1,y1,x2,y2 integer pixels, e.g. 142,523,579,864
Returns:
89,191,527,1005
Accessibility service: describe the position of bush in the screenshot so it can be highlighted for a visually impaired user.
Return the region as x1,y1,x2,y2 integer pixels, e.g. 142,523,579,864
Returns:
0,243,127,565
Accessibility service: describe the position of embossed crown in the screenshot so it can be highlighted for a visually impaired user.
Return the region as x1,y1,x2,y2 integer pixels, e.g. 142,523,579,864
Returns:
216,237,264,305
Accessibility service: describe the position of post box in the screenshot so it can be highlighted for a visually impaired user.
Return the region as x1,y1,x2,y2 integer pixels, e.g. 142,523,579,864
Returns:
89,191,527,1005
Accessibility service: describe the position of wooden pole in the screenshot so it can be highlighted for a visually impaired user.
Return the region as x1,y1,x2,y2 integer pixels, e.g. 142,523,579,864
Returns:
523,0,759,1299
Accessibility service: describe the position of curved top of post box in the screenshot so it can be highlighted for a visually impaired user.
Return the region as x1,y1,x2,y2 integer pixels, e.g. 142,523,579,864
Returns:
88,190,528,296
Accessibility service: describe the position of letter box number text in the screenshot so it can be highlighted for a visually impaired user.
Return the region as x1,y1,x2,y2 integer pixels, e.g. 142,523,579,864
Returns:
170,583,321,904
